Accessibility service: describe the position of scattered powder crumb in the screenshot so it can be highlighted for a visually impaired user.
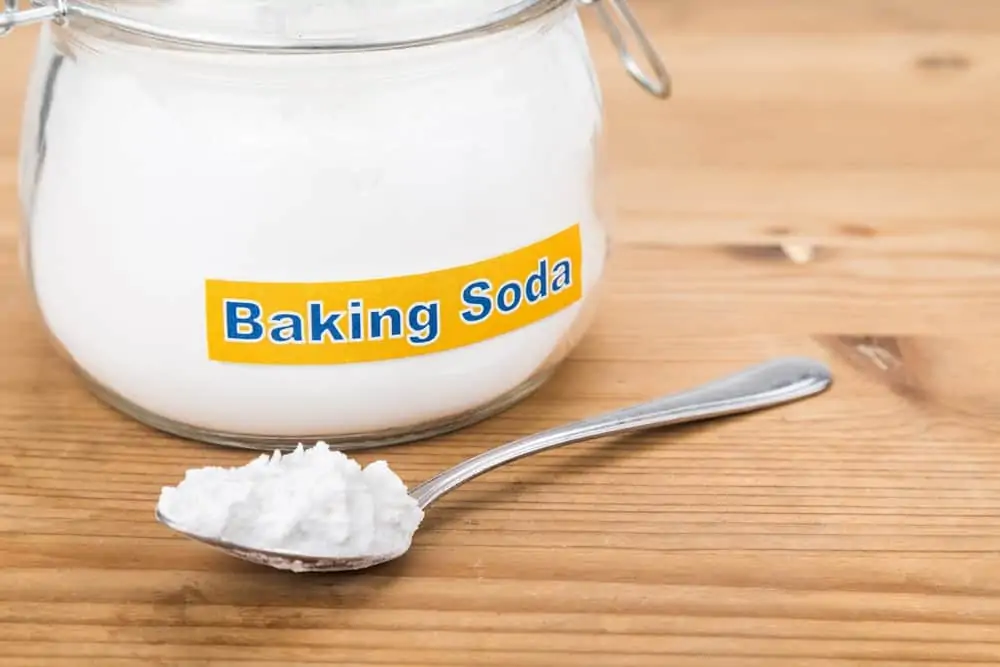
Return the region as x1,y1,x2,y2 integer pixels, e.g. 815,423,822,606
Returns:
780,241,815,265
157,442,424,558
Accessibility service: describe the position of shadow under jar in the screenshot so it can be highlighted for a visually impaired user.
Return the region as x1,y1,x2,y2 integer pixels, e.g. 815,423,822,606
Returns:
7,0,670,450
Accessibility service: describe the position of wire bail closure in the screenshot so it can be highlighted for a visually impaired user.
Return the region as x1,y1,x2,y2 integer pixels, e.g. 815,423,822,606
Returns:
0,0,64,37
0,0,670,99
584,0,671,98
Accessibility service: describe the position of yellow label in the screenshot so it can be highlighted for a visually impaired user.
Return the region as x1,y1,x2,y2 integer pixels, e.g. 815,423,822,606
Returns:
205,224,583,365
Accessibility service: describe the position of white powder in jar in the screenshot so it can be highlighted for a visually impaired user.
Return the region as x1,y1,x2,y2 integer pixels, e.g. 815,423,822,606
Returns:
23,1,608,439
157,442,424,558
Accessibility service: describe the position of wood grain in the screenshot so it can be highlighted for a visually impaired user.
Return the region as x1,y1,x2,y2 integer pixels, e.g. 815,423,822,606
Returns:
2,1,1000,665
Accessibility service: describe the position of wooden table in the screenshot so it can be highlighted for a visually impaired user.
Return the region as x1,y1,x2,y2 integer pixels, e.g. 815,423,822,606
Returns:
3,1,1000,664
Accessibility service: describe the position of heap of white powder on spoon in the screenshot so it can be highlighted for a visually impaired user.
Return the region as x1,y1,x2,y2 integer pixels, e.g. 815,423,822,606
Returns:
156,442,424,559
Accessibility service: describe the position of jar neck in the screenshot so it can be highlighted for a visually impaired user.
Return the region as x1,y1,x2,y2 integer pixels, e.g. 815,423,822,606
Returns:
47,0,574,53
49,0,584,92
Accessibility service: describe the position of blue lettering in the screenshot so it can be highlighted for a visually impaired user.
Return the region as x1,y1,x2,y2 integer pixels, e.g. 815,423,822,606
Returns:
460,279,493,324
496,281,523,314
369,306,404,340
224,300,264,341
551,259,572,292
308,301,345,343
408,302,440,345
269,312,303,344
348,299,364,341
525,258,548,303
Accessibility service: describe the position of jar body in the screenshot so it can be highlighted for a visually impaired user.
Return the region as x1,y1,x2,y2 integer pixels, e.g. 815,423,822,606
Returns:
19,3,612,448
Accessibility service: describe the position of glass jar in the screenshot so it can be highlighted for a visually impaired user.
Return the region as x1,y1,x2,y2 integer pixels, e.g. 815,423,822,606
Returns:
4,0,669,450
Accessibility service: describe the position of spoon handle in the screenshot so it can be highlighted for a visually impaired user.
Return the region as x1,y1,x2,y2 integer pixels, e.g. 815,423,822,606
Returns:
408,356,832,509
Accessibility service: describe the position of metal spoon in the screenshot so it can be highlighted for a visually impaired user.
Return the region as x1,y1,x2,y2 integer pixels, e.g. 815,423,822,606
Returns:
156,356,832,573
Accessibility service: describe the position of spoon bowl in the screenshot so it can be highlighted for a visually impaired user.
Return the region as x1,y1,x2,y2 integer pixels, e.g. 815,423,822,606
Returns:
154,506,407,572
156,356,833,572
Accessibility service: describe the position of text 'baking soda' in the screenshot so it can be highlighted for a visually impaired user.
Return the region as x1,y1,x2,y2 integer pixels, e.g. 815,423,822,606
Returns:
204,224,583,365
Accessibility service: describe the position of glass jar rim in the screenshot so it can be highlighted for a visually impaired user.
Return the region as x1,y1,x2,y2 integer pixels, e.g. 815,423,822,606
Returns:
0,0,671,98
12,0,570,52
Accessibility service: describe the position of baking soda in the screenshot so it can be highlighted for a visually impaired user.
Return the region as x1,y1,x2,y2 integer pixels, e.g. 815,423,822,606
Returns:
157,442,424,558
23,0,607,439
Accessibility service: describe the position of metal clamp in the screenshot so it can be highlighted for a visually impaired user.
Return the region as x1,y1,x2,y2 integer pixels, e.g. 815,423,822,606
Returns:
584,0,671,99
0,0,64,36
